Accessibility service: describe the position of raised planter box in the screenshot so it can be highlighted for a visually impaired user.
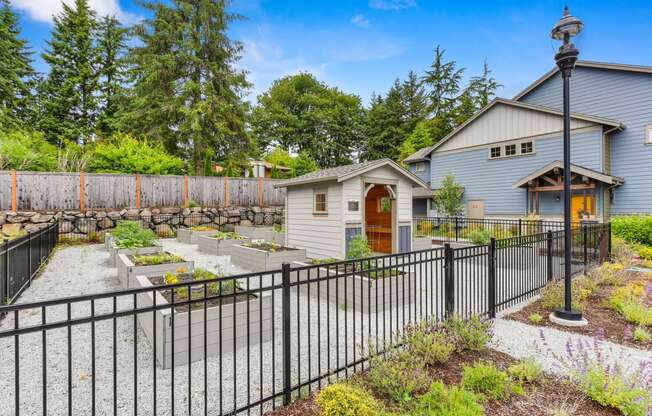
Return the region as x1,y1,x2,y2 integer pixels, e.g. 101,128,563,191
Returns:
177,228,220,244
135,275,273,369
108,240,163,267
290,260,417,313
412,237,433,251
234,226,285,245
230,244,306,271
116,253,194,288
197,235,248,256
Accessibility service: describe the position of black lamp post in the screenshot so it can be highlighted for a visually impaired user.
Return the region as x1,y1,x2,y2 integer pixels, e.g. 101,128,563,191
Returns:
551,6,585,323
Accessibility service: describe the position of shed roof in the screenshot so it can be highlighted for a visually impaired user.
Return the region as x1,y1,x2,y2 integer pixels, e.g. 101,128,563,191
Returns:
403,98,624,163
512,160,624,189
274,158,430,189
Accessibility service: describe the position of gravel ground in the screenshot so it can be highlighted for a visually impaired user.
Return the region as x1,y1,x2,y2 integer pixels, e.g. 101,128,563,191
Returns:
0,240,447,416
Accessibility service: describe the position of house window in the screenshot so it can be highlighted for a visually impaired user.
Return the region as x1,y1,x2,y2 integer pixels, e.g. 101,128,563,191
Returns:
314,190,327,214
521,141,533,154
646,124,652,144
490,147,501,158
505,144,517,156
378,197,391,213
415,162,426,172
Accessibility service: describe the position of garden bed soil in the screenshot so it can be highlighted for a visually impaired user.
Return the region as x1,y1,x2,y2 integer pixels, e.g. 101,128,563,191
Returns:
177,227,221,244
264,349,618,416
197,234,248,255
108,240,162,266
506,273,652,351
230,244,307,271
234,225,285,245
116,252,194,288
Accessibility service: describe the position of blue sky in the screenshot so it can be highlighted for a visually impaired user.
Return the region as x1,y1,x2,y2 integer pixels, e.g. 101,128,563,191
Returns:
10,0,652,105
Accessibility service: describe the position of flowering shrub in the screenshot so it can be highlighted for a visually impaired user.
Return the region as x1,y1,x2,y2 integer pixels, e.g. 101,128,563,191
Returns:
315,383,380,416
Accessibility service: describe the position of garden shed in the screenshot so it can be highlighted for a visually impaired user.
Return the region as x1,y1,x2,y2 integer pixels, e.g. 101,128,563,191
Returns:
275,159,430,259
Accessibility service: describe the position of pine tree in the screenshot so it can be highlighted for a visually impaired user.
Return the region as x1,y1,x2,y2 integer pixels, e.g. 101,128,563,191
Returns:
468,60,502,108
127,0,251,175
422,45,464,123
0,0,35,130
96,15,128,137
39,0,99,145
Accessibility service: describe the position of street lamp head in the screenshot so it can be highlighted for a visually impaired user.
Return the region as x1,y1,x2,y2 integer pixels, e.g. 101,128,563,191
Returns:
551,6,583,43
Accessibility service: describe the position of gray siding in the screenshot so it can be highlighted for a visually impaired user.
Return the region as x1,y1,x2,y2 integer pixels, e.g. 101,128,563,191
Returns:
345,227,362,257
519,67,652,214
430,129,604,216
398,225,411,253
409,162,430,184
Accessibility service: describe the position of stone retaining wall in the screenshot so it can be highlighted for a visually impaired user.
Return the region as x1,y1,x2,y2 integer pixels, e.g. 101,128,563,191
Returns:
0,206,284,238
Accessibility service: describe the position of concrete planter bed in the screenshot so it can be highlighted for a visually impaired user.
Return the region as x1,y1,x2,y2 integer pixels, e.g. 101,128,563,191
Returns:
116,252,194,288
177,227,222,244
197,233,248,256
135,273,273,369
290,259,416,313
108,240,162,267
230,242,306,271
234,226,285,245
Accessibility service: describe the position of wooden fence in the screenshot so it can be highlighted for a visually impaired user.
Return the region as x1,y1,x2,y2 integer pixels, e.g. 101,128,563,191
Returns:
0,171,287,211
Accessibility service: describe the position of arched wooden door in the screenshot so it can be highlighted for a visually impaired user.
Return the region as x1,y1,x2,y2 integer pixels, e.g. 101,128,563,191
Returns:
364,185,393,253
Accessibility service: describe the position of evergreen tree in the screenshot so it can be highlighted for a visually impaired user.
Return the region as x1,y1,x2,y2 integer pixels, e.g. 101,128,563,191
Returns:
468,60,502,108
0,0,35,130
127,0,251,175
39,0,99,145
422,45,464,125
96,15,129,137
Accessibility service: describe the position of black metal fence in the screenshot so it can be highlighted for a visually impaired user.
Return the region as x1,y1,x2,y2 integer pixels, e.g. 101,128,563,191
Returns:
412,216,591,242
0,222,610,415
1,222,58,306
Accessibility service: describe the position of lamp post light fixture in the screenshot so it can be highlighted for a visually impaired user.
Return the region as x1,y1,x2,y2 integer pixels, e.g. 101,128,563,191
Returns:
549,6,588,326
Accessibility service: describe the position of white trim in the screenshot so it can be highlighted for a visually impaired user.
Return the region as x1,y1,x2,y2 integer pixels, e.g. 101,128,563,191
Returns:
512,160,624,189
646,124,652,145
488,139,536,160
313,189,328,214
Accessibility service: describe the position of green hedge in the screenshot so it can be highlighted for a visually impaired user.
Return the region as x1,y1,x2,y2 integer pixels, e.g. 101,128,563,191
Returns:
611,215,652,246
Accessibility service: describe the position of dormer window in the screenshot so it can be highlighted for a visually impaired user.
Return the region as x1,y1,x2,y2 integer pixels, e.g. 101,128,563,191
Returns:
415,162,426,172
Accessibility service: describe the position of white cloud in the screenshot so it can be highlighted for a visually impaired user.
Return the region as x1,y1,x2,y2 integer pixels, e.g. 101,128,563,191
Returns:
351,14,370,28
369,0,416,11
11,0,140,24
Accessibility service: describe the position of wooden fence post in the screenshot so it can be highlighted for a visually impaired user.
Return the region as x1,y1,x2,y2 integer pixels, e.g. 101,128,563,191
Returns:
135,174,141,208
258,177,264,207
10,170,17,212
183,175,189,206
224,177,230,207
79,171,85,211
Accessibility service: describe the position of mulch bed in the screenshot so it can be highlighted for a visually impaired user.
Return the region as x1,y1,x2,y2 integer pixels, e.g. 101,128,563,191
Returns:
506,273,652,351
265,349,618,416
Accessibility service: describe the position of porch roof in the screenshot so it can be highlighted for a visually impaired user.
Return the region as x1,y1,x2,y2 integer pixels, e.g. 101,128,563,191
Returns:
512,160,624,189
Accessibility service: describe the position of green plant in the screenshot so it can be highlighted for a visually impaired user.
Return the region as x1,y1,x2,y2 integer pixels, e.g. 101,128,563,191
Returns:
184,199,199,208
315,383,380,416
468,229,491,245
433,174,464,217
210,231,244,240
592,262,625,286
367,350,430,404
346,235,372,260
273,224,286,233
540,280,583,311
403,322,455,366
411,382,484,416
612,237,637,267
633,326,651,343
112,221,157,248
0,130,58,171
443,315,492,352
132,252,184,266
620,301,652,326
578,365,651,416
418,221,433,236
507,359,542,384
190,225,214,231
612,215,652,246
461,361,522,401
637,246,652,261
528,313,543,325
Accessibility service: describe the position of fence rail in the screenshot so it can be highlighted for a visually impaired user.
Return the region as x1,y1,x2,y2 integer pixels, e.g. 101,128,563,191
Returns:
0,171,286,211
1,222,58,305
0,222,610,415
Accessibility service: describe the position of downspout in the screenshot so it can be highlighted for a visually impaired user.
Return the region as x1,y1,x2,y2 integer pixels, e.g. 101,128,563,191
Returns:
602,125,622,221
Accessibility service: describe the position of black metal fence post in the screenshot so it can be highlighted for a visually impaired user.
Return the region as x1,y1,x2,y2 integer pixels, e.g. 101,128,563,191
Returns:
27,231,32,286
488,238,496,319
454,217,459,241
281,262,292,406
518,218,522,237
546,230,553,282
608,222,612,261
582,224,588,274
444,244,454,317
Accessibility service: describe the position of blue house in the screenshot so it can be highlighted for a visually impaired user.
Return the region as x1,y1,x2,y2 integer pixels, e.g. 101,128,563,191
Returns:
406,61,652,222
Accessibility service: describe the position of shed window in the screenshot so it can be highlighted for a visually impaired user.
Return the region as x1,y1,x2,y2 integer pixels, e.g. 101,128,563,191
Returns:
646,124,652,144
505,144,517,156
490,147,501,158
314,191,327,214
415,162,426,172
521,141,533,154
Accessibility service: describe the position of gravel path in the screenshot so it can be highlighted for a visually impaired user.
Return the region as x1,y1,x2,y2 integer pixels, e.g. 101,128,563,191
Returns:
491,318,652,378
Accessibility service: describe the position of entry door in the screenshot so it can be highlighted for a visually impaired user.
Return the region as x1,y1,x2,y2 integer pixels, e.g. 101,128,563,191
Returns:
466,200,484,219
571,195,595,222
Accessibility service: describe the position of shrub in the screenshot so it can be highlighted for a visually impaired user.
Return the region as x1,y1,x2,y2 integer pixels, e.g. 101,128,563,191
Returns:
0,130,58,171
113,221,157,248
347,235,373,260
611,215,652,246
418,221,433,236
273,224,286,233
540,280,584,311
412,382,484,416
315,383,380,416
403,322,455,366
507,359,542,384
637,246,652,261
367,350,430,404
633,326,651,343
592,262,625,286
444,315,493,352
620,301,652,326
190,225,215,231
132,252,183,266
579,365,651,416
211,231,244,240
528,313,543,325
469,229,491,246
433,174,464,217
461,361,522,401
612,237,637,267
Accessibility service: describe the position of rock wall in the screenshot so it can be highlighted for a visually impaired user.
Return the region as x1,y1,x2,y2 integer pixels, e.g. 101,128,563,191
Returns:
0,206,285,238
